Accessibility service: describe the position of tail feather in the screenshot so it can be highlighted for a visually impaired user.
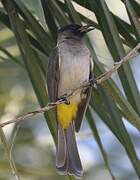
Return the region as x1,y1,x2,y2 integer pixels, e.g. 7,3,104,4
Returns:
56,122,83,177
66,124,83,173
56,123,66,168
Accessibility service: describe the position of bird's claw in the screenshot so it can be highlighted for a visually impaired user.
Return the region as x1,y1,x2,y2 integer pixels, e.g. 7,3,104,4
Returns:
89,78,97,87
58,94,70,105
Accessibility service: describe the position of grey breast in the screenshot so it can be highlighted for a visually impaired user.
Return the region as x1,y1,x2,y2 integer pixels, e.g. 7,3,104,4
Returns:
57,39,90,102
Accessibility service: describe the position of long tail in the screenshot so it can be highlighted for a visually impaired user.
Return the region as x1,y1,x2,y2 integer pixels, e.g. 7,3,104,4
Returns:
56,122,83,177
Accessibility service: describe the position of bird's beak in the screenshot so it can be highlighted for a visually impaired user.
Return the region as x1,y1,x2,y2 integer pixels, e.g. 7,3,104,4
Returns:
78,25,95,33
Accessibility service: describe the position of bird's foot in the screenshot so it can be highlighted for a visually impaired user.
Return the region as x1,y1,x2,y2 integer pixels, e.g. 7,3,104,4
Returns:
89,78,97,87
58,94,70,105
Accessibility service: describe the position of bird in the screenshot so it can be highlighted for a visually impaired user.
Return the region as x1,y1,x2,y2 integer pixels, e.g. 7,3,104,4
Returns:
47,24,95,177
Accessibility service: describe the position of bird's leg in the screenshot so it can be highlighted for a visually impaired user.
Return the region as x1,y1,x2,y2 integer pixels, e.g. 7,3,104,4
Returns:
58,94,70,105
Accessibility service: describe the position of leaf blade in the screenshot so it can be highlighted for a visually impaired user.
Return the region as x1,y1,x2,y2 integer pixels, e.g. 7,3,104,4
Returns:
2,0,57,140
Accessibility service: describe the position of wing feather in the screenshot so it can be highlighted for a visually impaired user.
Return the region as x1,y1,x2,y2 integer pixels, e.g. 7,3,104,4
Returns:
47,47,60,102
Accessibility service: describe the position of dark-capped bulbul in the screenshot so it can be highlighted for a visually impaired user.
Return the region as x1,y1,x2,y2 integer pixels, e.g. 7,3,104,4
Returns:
47,24,95,177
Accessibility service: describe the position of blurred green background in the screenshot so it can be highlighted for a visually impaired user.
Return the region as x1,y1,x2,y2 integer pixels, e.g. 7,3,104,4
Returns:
0,0,140,180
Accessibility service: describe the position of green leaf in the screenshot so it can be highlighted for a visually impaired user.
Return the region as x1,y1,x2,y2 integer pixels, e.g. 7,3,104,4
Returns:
57,0,135,48
47,0,70,26
86,39,140,131
13,0,54,53
57,2,140,178
2,0,57,141
102,80,140,131
90,90,123,143
41,0,58,42
57,0,100,29
73,0,135,34
59,0,140,131
88,0,140,116
2,1,75,180
130,0,140,17
92,86,140,177
86,108,115,180
0,9,48,55
64,0,81,24
1,0,140,179
122,0,140,41
112,14,137,48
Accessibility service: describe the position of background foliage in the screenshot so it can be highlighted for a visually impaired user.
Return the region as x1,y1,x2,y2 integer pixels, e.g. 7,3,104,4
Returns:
0,0,140,180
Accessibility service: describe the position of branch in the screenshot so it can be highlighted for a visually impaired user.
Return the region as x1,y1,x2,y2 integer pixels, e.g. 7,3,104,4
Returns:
0,43,140,128
96,43,140,83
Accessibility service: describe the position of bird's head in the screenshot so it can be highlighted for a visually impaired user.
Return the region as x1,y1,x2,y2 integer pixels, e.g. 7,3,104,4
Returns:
58,24,95,41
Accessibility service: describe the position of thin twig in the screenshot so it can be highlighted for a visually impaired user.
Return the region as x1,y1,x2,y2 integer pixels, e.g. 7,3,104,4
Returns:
0,128,20,180
96,43,140,83
9,124,21,169
0,43,140,128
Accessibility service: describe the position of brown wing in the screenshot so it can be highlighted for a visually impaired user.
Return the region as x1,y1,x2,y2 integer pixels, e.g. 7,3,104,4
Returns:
47,47,59,102
75,57,94,132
